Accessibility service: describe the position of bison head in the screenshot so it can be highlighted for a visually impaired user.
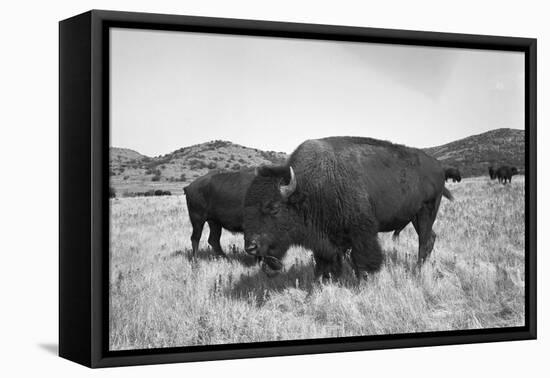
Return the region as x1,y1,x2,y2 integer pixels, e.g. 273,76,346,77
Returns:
511,167,519,175
243,165,301,271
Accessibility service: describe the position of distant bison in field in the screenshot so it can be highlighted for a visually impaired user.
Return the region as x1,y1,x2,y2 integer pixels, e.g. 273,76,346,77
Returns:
489,166,497,180
154,189,171,196
242,136,453,280
444,167,461,183
184,168,256,256
496,166,519,184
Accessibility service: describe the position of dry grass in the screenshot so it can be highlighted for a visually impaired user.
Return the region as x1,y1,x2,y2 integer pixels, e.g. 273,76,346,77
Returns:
109,176,525,350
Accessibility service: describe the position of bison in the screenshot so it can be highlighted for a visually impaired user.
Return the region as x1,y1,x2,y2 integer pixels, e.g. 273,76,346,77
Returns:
496,165,519,184
444,167,461,183
243,137,453,280
184,168,255,256
489,166,497,180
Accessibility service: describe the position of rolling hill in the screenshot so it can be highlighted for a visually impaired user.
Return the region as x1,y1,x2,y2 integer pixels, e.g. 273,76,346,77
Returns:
422,128,524,177
109,140,287,195
110,128,525,195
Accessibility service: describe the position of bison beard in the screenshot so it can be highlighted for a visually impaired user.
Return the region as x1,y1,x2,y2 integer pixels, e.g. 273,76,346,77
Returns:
243,137,451,281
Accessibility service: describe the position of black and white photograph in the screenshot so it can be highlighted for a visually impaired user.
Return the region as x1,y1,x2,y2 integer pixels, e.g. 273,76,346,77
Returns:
107,26,527,351
3,0,549,373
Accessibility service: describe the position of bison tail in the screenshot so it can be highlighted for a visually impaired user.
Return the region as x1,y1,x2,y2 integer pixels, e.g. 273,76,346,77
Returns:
442,187,454,201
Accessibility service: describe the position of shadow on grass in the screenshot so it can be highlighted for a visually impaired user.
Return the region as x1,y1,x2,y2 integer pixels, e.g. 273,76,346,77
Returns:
169,247,260,267
169,245,420,302
225,255,367,304
225,262,317,304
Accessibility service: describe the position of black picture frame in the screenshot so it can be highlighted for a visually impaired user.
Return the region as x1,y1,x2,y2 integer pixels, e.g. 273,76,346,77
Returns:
59,9,537,368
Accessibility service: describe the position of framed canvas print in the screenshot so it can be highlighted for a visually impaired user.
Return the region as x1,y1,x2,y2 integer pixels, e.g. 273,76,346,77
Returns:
59,10,537,368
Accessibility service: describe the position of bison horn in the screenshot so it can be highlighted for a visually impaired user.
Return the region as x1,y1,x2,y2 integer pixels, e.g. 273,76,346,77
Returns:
279,166,297,199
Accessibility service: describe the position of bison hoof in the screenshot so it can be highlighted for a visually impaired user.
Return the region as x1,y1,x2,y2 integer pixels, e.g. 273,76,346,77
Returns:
413,260,426,274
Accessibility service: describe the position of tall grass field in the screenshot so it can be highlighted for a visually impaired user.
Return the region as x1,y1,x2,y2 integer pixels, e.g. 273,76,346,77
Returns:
109,176,525,350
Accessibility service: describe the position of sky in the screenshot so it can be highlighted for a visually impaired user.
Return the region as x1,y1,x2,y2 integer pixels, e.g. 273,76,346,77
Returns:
110,28,525,156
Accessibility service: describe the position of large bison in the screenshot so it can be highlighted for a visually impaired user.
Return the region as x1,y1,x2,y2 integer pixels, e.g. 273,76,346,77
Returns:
243,137,453,280
184,168,255,256
496,165,519,184
444,167,461,183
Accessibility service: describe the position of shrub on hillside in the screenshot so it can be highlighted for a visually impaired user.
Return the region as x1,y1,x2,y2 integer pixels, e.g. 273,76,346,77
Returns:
208,140,230,149
151,169,161,181
188,159,208,170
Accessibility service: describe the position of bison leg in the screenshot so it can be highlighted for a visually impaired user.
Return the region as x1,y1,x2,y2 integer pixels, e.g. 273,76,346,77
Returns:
207,220,226,256
412,197,441,264
349,230,383,279
314,253,343,282
189,216,205,257
310,238,344,281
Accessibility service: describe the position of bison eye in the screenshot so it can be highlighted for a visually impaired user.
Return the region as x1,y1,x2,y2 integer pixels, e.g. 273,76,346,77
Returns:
261,201,280,215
